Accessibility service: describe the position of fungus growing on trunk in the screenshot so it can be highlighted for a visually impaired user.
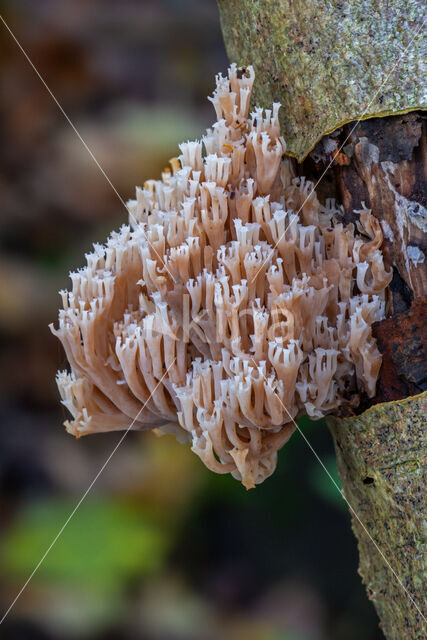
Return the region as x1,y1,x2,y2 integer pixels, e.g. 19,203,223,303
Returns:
51,65,391,489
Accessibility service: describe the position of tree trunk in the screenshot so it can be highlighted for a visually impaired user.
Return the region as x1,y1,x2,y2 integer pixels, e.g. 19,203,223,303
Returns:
217,1,427,637
217,0,426,162
327,394,426,640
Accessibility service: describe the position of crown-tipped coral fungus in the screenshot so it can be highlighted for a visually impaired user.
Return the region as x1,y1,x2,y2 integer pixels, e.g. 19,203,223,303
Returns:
51,65,392,489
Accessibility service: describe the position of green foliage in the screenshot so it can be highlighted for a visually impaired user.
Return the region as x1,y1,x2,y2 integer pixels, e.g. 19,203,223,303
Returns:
1,497,169,593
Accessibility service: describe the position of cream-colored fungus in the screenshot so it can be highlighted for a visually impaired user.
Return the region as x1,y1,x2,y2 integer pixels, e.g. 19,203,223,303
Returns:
51,65,391,489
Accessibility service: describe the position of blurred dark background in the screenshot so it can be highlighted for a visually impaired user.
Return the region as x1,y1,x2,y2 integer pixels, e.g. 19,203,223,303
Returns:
0,2,384,639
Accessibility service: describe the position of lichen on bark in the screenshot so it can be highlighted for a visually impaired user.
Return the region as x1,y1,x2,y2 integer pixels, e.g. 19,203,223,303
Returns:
217,0,427,161
327,392,427,639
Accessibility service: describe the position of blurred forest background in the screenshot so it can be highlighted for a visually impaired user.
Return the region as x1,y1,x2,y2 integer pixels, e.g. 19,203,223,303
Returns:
0,1,384,639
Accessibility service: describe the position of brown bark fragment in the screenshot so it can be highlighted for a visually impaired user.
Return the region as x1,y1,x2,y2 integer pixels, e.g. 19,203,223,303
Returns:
372,297,427,403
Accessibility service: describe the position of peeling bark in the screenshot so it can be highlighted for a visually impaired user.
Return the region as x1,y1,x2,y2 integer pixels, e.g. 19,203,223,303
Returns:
313,113,427,301
304,112,427,408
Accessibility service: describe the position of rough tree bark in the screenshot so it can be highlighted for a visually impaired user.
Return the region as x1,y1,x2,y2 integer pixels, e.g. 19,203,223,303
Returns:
217,1,426,638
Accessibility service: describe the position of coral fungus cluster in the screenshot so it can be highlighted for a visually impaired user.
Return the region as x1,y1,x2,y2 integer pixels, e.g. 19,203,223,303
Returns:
51,65,392,488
